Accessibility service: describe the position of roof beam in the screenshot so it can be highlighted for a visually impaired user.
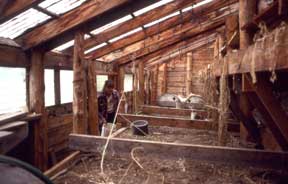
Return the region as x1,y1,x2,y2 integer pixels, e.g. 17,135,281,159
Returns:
86,0,238,59
113,19,224,65
83,0,204,50
18,0,131,50
0,0,44,24
34,6,60,19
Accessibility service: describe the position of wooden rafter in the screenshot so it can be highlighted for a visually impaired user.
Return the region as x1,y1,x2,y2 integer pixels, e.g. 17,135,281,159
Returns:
112,18,226,65
86,0,238,60
0,0,44,24
82,0,204,51
18,0,131,50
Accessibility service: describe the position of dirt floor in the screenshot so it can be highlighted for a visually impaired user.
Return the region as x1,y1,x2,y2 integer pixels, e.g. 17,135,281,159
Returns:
53,126,287,184
53,153,288,184
118,126,247,148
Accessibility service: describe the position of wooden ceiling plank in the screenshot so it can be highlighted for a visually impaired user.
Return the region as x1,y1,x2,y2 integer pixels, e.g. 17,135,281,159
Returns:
83,0,204,50
19,0,131,50
86,0,238,59
0,0,44,24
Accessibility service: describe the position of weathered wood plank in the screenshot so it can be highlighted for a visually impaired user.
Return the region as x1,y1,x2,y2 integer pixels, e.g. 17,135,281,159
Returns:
73,32,87,134
29,49,48,170
0,0,44,24
0,121,28,154
69,134,288,170
44,151,80,178
20,0,131,49
83,0,204,52
86,0,238,59
0,111,28,126
140,105,207,117
245,74,288,150
117,113,214,130
115,19,225,65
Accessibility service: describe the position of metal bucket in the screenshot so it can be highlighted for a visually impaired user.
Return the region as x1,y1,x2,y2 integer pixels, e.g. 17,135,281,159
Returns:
131,120,149,136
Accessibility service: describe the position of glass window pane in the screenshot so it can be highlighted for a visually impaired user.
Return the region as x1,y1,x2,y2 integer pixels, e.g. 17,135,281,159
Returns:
0,67,26,114
96,75,108,92
60,70,73,103
45,69,55,106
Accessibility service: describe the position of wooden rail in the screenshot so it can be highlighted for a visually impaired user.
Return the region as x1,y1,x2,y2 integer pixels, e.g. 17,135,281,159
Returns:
69,134,288,170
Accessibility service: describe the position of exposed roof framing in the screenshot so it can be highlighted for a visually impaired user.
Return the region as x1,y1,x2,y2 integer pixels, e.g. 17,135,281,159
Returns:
145,33,217,68
0,0,45,24
33,5,60,18
114,18,225,65
86,0,237,60
82,0,204,51
17,0,160,51
18,0,131,50
101,3,238,65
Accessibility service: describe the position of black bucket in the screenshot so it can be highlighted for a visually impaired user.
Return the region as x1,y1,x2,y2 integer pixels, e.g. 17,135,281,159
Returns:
131,120,149,136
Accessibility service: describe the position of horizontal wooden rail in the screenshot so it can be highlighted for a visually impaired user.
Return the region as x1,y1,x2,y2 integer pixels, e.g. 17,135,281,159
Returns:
69,134,288,170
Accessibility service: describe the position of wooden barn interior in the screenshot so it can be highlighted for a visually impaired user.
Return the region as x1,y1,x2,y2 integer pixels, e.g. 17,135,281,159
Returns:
0,0,288,183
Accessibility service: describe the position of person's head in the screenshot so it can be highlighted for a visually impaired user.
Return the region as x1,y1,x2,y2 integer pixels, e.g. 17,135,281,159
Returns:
102,79,114,96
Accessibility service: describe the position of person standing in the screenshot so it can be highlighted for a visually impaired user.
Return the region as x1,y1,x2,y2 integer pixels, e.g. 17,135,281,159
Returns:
98,80,120,133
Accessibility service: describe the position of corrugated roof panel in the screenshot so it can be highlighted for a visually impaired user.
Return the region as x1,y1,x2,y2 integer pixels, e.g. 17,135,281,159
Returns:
0,8,51,39
39,0,87,15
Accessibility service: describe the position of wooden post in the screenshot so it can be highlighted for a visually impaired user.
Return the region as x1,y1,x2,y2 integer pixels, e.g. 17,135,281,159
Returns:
186,52,193,96
151,66,159,105
54,68,61,105
118,66,125,93
239,0,257,50
86,60,99,135
160,63,167,95
138,62,145,105
145,70,151,104
239,0,257,143
29,49,48,171
73,31,88,134
133,64,138,113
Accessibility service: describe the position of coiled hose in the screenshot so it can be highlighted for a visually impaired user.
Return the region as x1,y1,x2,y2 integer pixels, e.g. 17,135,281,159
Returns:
0,155,53,184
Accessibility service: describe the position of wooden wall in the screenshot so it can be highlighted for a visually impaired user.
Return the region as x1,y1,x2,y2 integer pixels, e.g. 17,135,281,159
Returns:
157,45,214,97
46,103,73,167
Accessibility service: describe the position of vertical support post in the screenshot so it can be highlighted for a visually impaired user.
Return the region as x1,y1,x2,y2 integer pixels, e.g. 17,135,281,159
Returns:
73,31,88,134
186,52,193,96
138,62,145,106
238,0,257,143
133,64,138,113
29,49,48,171
151,65,159,105
54,68,61,105
118,66,125,93
239,0,257,50
87,60,99,135
160,63,167,95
